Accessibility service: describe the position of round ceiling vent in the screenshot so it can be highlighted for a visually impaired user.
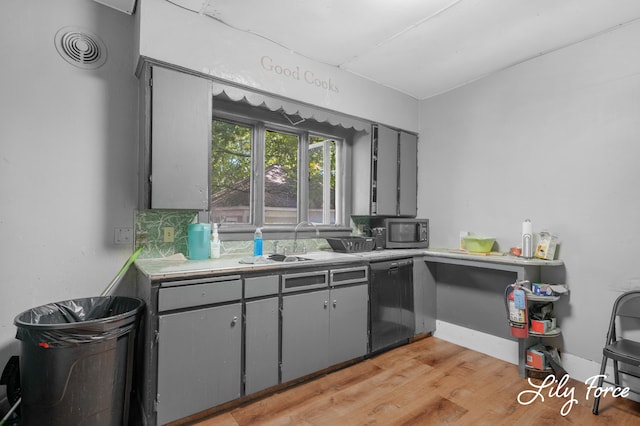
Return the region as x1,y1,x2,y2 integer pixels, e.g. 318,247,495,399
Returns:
54,26,107,70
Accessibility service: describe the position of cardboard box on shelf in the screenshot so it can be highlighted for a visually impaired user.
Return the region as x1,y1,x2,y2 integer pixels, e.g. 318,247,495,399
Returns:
526,344,548,370
531,318,556,334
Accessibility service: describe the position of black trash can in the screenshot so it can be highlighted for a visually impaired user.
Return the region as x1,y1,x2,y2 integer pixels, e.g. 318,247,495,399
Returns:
14,296,144,426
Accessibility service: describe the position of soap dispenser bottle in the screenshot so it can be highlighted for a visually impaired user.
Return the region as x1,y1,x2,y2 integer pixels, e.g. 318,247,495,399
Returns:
210,223,221,259
253,227,263,256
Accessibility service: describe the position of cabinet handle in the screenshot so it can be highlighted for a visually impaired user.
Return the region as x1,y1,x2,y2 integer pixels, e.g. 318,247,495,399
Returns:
231,316,238,326
333,300,337,308
324,300,328,309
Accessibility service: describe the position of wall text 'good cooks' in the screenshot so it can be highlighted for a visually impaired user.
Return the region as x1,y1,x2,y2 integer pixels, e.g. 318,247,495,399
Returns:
261,56,339,93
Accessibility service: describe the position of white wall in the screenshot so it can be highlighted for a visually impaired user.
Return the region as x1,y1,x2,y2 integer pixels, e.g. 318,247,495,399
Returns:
137,0,419,132
418,20,640,367
0,0,139,404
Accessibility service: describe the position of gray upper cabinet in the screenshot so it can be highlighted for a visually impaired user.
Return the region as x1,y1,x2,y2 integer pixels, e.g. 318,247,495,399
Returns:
398,131,418,217
352,124,417,217
375,125,399,216
148,66,211,210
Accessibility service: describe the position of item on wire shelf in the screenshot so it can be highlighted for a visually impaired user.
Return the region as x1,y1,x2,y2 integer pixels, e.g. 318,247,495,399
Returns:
535,231,558,260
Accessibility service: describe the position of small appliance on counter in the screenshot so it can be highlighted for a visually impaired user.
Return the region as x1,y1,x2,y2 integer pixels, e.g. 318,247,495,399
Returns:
383,217,429,249
351,216,429,249
371,227,386,250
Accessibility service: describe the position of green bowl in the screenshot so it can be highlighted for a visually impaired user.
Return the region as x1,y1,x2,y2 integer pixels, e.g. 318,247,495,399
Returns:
463,236,496,253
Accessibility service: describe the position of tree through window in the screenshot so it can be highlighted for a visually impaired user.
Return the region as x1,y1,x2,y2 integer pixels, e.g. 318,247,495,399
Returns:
210,117,343,227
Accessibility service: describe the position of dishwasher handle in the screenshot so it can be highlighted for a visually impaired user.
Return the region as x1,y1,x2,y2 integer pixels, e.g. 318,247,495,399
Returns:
371,258,413,273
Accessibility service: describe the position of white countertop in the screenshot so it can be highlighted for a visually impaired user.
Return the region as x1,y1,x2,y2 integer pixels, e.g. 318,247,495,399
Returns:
135,247,563,281
423,248,564,266
135,250,365,280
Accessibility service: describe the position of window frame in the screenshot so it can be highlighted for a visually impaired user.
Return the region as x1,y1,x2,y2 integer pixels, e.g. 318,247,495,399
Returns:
211,106,350,237
307,135,341,225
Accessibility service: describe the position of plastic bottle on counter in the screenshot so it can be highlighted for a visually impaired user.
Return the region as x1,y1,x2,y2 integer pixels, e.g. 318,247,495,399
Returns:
522,219,533,259
253,227,263,256
210,223,221,259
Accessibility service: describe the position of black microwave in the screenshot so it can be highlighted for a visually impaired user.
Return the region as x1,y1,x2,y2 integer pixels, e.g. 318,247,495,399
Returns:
384,218,429,249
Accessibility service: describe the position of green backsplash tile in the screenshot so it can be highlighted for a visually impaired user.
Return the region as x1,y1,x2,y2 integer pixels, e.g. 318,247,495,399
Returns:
134,209,333,259
219,238,331,258
135,210,197,259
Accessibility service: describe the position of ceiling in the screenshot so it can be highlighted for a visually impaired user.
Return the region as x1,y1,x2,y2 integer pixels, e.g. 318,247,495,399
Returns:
154,1,640,99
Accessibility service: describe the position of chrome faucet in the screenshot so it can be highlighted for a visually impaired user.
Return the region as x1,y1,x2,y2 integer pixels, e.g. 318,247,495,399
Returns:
293,221,319,254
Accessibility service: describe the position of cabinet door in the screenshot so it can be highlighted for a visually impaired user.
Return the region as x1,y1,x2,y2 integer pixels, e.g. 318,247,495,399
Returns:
398,132,417,217
375,125,399,216
151,66,211,209
281,290,330,382
157,303,241,425
413,260,436,335
245,297,279,395
329,285,369,365
351,130,373,216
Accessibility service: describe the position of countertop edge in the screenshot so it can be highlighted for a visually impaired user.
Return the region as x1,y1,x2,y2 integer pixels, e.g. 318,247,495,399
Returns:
135,248,563,281
422,248,564,267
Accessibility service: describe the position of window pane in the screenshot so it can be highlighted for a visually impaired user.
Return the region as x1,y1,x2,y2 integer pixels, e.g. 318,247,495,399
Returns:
309,137,337,224
210,119,252,224
265,130,299,224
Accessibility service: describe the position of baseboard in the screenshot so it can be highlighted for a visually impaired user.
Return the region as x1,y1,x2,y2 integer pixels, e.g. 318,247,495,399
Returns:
433,320,519,365
433,320,601,383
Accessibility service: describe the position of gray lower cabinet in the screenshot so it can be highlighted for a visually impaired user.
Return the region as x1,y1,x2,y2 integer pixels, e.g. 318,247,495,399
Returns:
328,285,369,365
137,265,368,424
135,274,243,426
244,275,280,395
413,257,437,335
281,266,368,383
281,289,331,382
156,303,242,425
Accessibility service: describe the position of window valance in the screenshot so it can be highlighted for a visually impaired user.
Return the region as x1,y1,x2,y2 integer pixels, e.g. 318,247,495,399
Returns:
211,81,370,132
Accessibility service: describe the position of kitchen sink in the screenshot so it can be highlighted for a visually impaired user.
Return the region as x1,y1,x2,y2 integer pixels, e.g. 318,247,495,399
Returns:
267,254,312,262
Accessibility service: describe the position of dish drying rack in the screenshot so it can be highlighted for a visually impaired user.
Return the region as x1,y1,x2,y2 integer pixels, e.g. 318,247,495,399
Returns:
326,237,376,253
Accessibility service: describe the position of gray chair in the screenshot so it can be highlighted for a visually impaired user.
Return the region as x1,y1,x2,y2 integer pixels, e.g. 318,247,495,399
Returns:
593,290,640,415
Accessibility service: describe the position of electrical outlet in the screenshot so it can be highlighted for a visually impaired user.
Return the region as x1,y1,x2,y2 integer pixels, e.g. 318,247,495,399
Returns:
163,227,175,243
114,227,133,245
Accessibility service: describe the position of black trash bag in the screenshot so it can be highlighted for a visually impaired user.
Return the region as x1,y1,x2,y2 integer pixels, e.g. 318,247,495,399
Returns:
14,296,143,348
13,296,144,426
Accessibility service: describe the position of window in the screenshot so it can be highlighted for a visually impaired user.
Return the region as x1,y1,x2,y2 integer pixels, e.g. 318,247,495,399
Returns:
308,136,338,224
210,112,344,228
264,129,299,224
210,120,252,224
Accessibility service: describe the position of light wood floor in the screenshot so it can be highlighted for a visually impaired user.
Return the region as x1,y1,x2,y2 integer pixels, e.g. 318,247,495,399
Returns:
182,337,640,425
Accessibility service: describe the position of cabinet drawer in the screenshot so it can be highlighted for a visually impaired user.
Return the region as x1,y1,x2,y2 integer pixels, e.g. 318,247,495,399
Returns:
158,277,242,312
330,266,368,286
245,275,279,298
282,270,328,293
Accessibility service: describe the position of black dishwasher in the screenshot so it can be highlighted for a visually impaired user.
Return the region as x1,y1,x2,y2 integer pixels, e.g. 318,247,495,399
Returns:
369,258,415,353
